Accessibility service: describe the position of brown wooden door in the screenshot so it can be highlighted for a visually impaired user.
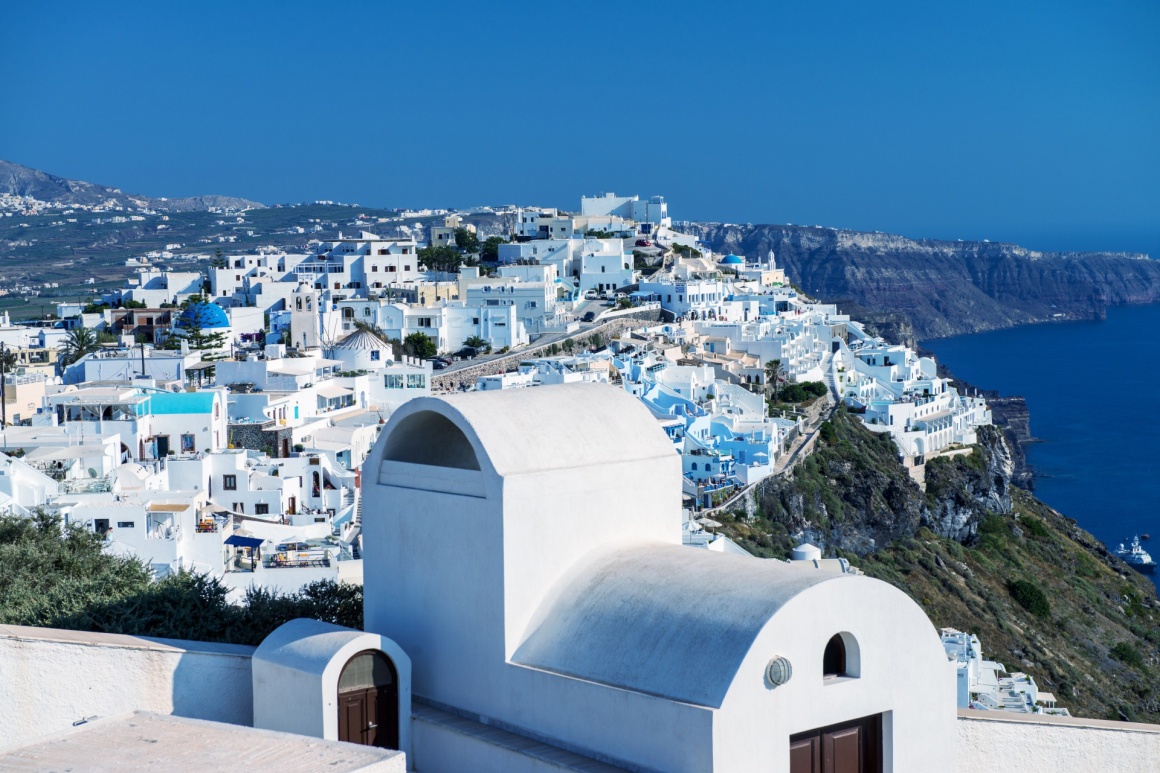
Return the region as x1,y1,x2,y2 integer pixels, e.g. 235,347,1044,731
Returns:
339,691,367,745
789,735,821,773
790,714,881,773
337,651,399,750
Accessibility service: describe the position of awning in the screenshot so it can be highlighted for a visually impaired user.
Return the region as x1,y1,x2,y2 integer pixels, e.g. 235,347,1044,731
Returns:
315,383,354,400
224,535,265,549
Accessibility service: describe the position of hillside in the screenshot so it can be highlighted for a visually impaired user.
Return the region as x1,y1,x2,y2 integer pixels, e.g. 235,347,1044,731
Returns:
688,223,1160,339
718,411,1160,722
0,160,263,212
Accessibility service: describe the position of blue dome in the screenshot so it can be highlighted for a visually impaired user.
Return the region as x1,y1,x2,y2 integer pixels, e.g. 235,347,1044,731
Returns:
721,254,745,265
178,302,230,329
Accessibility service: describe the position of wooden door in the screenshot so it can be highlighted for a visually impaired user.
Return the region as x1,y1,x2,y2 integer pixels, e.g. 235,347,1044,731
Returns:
337,651,399,750
339,690,367,745
790,714,881,773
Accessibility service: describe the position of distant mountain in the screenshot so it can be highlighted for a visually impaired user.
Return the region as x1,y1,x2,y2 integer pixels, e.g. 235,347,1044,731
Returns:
0,160,264,212
688,223,1160,339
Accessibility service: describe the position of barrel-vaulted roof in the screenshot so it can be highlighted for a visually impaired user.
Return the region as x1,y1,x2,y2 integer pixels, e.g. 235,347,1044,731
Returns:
381,383,676,477
512,542,848,708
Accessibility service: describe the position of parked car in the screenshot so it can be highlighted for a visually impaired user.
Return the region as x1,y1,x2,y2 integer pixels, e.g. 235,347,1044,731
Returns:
454,346,480,359
635,239,652,247
584,290,598,300
581,311,596,322
431,360,447,370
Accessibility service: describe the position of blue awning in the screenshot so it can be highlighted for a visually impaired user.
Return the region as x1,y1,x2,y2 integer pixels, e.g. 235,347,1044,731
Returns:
225,535,265,549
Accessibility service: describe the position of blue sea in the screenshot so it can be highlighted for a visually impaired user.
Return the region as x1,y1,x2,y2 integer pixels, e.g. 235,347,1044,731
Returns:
923,304,1160,585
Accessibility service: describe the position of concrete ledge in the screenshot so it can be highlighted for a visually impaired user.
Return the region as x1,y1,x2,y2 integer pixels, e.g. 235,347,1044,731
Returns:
412,702,628,772
958,708,1160,734
0,623,256,657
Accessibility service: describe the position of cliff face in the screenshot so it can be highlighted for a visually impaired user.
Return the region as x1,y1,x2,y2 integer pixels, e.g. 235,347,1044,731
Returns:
718,411,1160,723
688,223,1160,339
735,413,1012,555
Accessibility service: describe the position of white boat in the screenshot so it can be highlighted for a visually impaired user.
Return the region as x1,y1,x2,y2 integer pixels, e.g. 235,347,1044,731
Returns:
1116,536,1156,574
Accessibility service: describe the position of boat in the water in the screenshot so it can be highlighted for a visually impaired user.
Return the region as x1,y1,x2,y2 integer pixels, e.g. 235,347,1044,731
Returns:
1116,536,1157,574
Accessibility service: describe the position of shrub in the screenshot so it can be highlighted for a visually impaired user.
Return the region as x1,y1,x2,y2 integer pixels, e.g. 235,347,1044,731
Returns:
1111,642,1146,670
804,381,828,397
1008,579,1051,618
819,421,837,443
1020,516,1049,539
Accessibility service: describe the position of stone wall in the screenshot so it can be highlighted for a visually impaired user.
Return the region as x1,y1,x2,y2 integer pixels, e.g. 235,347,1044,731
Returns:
432,310,665,390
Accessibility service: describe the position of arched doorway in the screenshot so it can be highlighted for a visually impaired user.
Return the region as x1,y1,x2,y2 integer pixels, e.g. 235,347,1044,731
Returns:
337,650,399,749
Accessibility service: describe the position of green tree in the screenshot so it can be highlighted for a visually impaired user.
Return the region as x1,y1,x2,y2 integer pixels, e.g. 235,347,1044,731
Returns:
480,236,505,262
463,335,491,353
417,245,462,273
164,295,228,359
764,358,784,402
403,332,438,359
58,326,101,366
454,227,480,254
0,511,363,645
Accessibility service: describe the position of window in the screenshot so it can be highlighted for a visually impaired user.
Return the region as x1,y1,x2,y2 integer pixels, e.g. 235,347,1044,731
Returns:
823,632,860,679
372,265,379,272
407,374,426,389
823,635,845,677
223,474,237,491
404,265,411,271
117,521,135,528
370,350,380,361
254,503,269,515
364,308,372,316
181,434,195,453
234,503,244,513
385,374,404,389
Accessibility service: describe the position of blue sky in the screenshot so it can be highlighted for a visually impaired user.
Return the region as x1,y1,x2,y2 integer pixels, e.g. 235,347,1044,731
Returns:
2,1,1156,256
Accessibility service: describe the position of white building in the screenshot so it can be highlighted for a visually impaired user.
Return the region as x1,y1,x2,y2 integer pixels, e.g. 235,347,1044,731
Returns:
362,384,958,772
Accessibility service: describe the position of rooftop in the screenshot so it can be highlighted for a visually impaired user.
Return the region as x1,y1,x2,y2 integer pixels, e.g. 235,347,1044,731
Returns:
0,711,404,772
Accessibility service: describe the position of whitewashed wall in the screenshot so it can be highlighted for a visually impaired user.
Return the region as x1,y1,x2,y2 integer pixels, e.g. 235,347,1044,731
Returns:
958,710,1160,772
0,624,254,748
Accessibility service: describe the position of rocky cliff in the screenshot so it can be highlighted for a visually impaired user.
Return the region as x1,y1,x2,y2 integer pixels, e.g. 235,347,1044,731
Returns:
688,222,1160,340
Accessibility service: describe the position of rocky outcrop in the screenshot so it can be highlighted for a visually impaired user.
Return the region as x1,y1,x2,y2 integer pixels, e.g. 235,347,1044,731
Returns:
687,222,1160,340
739,413,1016,556
922,426,1014,541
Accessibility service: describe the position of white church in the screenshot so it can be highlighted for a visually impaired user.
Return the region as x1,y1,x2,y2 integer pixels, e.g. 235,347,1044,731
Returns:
1,384,1156,771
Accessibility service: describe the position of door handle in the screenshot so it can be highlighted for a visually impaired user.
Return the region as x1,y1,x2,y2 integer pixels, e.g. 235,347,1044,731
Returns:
367,722,377,729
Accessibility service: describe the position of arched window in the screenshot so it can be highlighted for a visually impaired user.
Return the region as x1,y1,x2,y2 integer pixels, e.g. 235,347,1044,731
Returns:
823,634,845,677
823,632,860,679
382,411,480,471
